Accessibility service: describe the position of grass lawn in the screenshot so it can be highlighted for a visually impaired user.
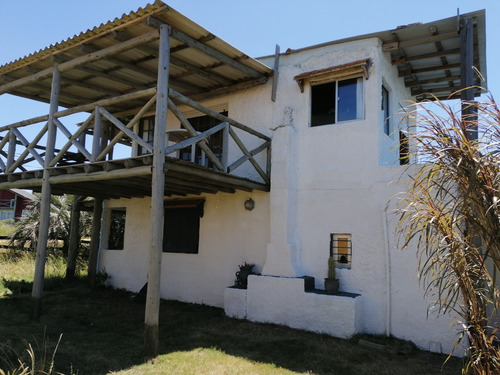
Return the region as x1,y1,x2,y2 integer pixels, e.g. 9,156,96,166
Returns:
0,251,463,374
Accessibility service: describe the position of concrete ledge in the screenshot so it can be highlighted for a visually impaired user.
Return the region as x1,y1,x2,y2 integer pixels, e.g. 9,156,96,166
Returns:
224,286,247,319
224,274,362,338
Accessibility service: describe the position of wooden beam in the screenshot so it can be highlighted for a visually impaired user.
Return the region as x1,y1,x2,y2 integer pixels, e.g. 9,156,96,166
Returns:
398,62,461,77
79,44,157,81
61,76,123,97
405,75,460,88
168,88,271,141
0,30,159,95
166,161,268,192
382,31,458,51
411,85,463,96
145,23,170,358
167,98,224,171
88,197,103,286
111,31,236,87
66,195,83,280
31,65,60,321
97,94,157,161
147,17,264,80
392,48,461,65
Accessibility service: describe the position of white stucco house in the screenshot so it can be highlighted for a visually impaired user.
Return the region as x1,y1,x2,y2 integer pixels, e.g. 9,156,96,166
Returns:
0,2,486,355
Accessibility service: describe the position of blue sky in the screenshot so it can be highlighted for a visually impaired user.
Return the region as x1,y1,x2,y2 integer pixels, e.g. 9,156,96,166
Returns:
0,0,498,126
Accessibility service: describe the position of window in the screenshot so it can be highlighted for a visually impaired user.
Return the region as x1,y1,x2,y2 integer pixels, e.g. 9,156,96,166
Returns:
163,200,204,254
179,112,227,168
138,116,155,155
311,78,363,126
330,233,352,268
382,86,390,135
108,208,126,250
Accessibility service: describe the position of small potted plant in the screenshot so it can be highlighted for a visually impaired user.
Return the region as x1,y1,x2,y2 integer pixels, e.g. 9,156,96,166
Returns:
235,262,255,289
324,256,339,294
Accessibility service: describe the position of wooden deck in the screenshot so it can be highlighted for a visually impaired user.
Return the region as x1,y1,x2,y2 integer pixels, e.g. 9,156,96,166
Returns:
0,154,269,199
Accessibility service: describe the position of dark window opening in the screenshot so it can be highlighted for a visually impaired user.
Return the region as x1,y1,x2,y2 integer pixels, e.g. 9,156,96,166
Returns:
311,78,362,127
382,86,390,135
399,131,409,165
138,116,155,155
163,200,204,254
108,208,126,250
311,82,336,126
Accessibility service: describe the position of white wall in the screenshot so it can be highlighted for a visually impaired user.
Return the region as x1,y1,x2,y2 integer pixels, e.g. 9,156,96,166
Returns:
101,36,463,355
100,190,270,307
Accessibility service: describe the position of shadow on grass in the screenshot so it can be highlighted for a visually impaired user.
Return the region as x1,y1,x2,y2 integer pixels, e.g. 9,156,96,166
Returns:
0,283,463,375
1,275,87,296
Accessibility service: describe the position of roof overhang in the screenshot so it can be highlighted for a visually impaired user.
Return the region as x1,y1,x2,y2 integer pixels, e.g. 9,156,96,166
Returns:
281,10,486,101
0,1,273,115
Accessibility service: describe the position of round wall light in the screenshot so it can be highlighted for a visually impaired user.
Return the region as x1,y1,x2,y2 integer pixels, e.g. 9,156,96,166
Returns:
244,198,255,211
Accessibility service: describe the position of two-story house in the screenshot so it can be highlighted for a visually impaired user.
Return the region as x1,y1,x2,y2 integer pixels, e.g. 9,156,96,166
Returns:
0,1,486,355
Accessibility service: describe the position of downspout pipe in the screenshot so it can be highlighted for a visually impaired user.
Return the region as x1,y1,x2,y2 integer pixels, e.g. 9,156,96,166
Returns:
383,203,392,337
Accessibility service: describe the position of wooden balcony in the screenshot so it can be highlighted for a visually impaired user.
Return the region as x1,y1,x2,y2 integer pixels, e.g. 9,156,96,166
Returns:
0,1,273,199
0,87,270,198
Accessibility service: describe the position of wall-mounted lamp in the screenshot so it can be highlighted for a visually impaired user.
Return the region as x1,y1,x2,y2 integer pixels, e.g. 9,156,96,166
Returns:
244,198,255,211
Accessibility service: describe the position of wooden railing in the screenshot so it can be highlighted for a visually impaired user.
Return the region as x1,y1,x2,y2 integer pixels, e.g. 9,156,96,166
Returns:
0,88,271,184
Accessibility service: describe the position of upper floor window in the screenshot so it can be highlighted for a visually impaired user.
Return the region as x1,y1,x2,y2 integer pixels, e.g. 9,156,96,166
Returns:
382,85,390,135
311,78,363,126
294,59,370,128
138,116,154,155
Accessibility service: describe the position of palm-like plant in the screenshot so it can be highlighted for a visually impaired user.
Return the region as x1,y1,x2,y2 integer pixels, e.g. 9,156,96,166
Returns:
397,94,500,374
9,194,88,253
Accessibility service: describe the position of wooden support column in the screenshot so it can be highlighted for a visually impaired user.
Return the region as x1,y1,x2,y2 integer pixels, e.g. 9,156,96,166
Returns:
30,66,59,321
460,17,477,141
92,107,103,161
144,24,170,358
7,130,16,170
88,197,103,287
65,195,82,280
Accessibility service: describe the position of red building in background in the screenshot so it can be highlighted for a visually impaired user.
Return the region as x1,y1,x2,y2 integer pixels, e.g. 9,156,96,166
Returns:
0,189,35,220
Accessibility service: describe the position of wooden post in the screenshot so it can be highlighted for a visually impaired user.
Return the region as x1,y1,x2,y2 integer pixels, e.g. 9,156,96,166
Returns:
460,17,477,141
7,130,16,170
144,24,170,358
88,197,103,287
92,107,103,161
30,66,60,321
271,44,280,102
65,195,82,280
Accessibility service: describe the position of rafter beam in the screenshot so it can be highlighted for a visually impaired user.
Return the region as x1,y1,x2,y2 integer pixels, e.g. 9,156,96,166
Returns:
147,17,265,80
383,31,458,51
405,75,460,88
392,48,461,65
0,30,159,95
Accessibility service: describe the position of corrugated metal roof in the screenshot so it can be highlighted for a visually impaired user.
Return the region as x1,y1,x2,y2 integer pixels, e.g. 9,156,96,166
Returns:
277,9,486,100
0,4,487,109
